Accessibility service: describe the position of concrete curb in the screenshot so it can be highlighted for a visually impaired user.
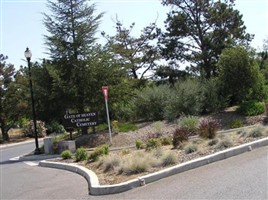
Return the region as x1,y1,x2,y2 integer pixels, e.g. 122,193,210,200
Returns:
11,154,60,162
39,137,268,195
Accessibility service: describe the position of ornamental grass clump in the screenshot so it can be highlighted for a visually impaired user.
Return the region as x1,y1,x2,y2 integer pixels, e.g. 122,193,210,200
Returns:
247,126,263,138
215,138,233,149
119,152,154,175
178,115,199,135
208,138,219,146
97,154,121,172
172,128,189,148
198,118,220,139
184,143,198,154
160,152,178,166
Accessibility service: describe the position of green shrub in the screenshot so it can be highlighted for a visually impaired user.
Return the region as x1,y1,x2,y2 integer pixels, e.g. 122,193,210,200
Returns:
164,80,203,121
75,147,88,161
146,138,161,151
178,115,199,135
134,85,171,121
198,118,220,139
247,127,263,138
215,138,233,149
61,150,72,159
46,121,65,135
238,101,265,116
184,143,198,154
160,152,177,166
89,145,110,161
229,119,243,129
159,136,172,146
172,128,189,148
135,139,145,149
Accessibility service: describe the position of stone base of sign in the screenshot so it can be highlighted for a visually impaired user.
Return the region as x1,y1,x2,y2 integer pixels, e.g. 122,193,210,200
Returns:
58,140,76,153
44,137,76,154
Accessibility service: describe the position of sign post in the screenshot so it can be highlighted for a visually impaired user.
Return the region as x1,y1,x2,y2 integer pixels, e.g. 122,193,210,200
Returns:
102,86,112,145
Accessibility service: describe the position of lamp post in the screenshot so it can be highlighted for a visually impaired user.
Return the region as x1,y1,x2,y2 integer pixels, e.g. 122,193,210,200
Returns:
24,47,40,154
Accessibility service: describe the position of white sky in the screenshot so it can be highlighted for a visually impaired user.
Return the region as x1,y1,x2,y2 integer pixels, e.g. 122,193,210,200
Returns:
0,0,268,69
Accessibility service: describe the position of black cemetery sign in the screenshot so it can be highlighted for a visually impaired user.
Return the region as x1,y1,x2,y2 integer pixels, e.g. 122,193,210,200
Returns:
63,111,98,129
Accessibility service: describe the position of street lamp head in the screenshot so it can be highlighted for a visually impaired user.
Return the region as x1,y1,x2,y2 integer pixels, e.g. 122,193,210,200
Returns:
24,47,32,61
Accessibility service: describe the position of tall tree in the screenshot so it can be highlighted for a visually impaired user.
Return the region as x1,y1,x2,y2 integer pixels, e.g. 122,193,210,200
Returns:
218,46,266,103
0,55,17,141
43,0,103,133
102,20,160,82
159,0,253,79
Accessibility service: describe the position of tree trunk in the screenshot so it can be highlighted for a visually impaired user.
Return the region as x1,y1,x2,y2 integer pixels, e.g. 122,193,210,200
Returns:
0,121,9,142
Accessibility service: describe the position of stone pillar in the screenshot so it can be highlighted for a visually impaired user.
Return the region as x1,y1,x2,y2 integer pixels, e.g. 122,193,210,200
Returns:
44,137,53,154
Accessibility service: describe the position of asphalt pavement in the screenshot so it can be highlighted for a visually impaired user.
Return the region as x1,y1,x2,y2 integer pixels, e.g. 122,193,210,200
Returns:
1,140,267,199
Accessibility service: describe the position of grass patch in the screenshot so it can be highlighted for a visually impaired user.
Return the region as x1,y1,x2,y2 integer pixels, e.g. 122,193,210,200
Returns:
118,122,138,132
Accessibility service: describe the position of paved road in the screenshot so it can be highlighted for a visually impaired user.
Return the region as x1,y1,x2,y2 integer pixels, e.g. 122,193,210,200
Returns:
1,141,267,199
0,140,89,200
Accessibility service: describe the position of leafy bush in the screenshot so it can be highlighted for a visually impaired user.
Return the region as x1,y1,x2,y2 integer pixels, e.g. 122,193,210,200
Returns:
134,85,171,121
200,78,228,113
61,150,72,159
145,138,161,151
247,127,263,138
75,147,88,161
215,138,233,149
89,145,109,161
172,128,189,148
159,136,172,146
184,143,198,154
22,120,46,137
164,79,203,121
135,139,145,149
238,101,265,116
112,120,119,134
46,121,65,135
198,118,220,139
178,115,199,135
229,119,243,129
